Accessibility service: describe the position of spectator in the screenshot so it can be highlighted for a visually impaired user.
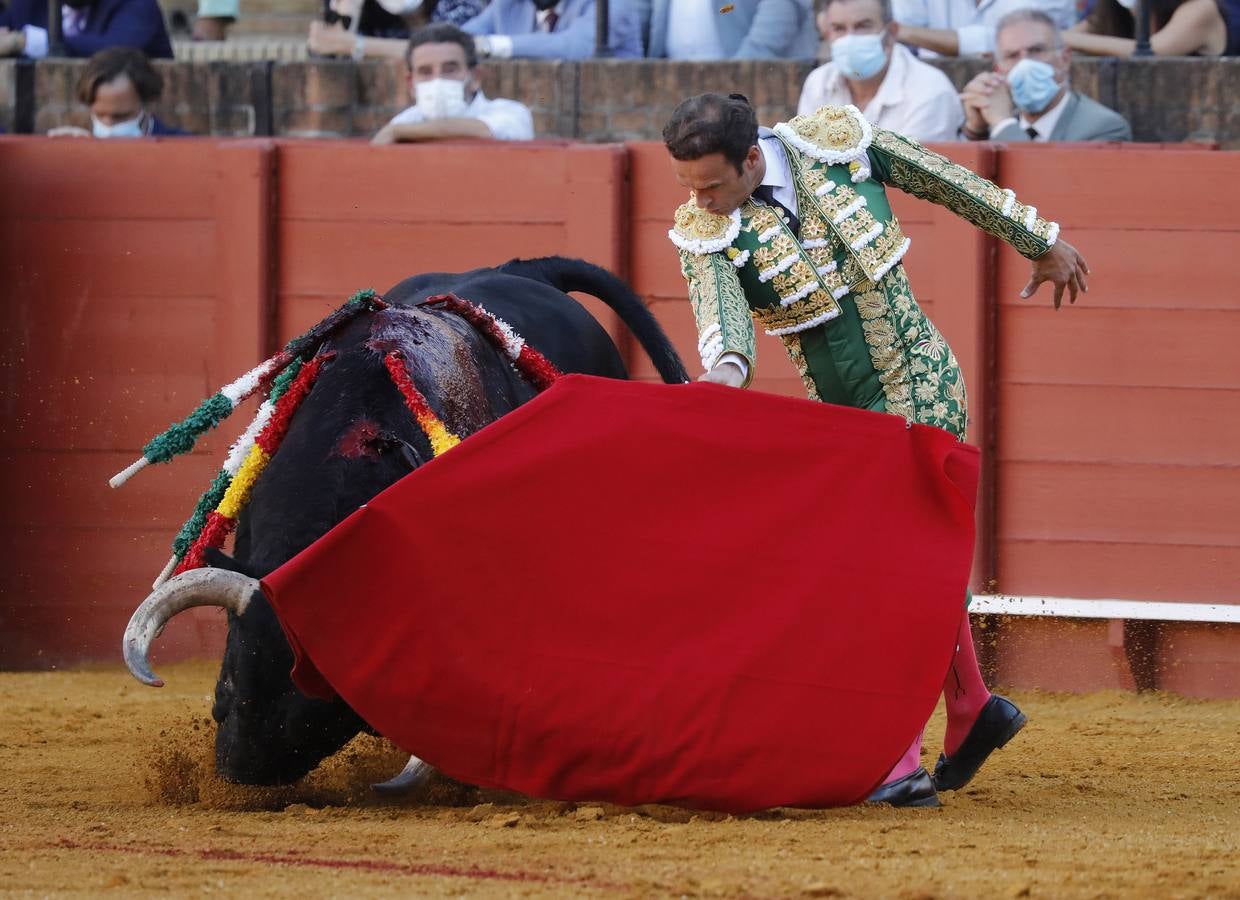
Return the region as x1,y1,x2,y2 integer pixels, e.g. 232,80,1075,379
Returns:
799,0,962,141
892,0,1075,55
0,0,173,59
463,0,643,59
308,0,487,59
193,0,236,41
1065,0,1236,55
640,0,818,58
961,9,1131,139
48,47,187,137
372,23,534,143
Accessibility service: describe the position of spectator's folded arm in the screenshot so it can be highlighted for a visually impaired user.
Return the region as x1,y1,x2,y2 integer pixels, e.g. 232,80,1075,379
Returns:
733,0,804,59
64,0,168,57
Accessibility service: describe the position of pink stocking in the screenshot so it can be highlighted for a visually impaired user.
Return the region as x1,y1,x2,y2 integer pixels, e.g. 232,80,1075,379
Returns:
942,613,991,755
881,730,923,784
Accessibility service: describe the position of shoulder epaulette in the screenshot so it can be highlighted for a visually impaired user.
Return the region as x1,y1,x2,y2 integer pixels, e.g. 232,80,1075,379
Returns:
774,104,873,182
668,200,742,255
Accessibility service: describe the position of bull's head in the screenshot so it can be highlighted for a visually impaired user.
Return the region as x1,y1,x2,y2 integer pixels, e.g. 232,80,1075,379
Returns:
122,306,535,785
123,562,368,784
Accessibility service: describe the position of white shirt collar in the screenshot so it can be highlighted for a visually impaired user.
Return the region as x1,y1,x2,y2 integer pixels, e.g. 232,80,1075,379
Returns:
758,137,790,191
1019,89,1071,140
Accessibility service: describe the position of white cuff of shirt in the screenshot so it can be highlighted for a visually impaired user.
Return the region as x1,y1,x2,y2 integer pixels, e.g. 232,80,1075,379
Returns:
488,34,514,58
717,352,749,381
955,24,994,56
23,25,49,59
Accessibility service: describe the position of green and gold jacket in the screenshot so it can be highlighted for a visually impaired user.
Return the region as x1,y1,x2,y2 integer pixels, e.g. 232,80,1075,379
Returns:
670,105,1059,436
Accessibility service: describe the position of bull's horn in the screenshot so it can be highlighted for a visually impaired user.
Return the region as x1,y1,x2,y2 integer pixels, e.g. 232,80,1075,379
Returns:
123,568,260,687
372,755,435,794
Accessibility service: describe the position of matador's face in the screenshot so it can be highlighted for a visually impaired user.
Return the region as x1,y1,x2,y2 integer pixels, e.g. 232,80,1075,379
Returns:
670,146,762,217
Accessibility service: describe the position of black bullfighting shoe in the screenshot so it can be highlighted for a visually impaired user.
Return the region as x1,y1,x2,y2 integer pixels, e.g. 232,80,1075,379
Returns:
931,694,1028,792
865,767,941,808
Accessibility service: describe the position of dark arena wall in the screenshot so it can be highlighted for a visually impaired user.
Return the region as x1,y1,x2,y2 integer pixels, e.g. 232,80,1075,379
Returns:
1,137,1238,696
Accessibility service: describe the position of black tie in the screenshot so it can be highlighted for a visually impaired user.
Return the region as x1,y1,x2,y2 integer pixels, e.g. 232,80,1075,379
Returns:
753,184,800,237
1026,126,1039,140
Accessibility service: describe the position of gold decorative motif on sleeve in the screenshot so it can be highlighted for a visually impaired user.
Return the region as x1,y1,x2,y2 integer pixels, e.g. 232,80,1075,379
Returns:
681,250,756,371
870,128,1059,260
780,333,821,401
751,288,842,336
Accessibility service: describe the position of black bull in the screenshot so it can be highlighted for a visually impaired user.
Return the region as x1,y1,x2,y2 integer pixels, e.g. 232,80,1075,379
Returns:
126,256,689,785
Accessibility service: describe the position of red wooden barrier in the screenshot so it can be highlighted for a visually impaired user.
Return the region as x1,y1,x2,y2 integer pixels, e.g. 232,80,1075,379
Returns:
272,140,628,350
0,137,274,668
987,145,1240,695
1,137,1237,697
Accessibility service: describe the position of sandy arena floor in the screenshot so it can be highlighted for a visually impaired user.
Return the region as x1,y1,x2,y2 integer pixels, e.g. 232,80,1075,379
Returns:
1,660,1237,898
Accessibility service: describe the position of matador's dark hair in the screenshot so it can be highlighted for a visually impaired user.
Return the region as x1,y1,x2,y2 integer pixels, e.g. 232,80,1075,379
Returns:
662,93,759,174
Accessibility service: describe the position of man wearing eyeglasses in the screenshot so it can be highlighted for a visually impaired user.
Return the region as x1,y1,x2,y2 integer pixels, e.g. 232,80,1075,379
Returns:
960,8,1132,142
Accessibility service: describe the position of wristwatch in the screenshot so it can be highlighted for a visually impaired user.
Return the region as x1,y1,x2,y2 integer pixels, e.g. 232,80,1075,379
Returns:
475,35,492,58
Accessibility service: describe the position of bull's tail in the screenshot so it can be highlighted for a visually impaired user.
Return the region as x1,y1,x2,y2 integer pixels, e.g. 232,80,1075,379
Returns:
498,256,690,385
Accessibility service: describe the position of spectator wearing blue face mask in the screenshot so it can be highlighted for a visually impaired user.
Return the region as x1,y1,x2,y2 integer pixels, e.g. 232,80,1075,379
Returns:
960,9,1130,141
799,0,962,142
47,47,188,139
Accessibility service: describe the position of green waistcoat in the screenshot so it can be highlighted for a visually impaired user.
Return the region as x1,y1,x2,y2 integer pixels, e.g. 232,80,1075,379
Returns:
670,105,1059,439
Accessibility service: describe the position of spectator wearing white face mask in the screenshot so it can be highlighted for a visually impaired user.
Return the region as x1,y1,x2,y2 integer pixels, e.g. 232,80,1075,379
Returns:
47,47,188,139
960,9,1131,141
799,0,962,142
371,23,534,144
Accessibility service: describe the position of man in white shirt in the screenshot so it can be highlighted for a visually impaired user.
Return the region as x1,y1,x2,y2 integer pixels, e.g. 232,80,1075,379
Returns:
892,0,1075,56
372,23,535,145
799,0,963,143
960,9,1131,142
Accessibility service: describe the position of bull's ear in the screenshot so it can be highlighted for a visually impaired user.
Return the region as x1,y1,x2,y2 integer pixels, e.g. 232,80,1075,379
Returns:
203,547,262,579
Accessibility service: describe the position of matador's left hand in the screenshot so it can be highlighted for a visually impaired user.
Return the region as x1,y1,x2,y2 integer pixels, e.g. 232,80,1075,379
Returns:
1022,239,1089,310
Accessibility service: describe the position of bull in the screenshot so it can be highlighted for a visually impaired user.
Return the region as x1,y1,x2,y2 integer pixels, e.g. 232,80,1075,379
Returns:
123,257,688,786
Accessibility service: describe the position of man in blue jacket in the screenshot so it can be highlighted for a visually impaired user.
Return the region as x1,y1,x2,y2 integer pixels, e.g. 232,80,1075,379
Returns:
463,0,644,59
0,0,173,59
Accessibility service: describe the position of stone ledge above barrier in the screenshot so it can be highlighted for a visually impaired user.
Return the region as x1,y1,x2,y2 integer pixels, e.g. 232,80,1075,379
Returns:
3,56,1238,145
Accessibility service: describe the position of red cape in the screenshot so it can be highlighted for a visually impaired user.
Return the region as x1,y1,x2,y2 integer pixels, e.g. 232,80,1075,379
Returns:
263,375,978,812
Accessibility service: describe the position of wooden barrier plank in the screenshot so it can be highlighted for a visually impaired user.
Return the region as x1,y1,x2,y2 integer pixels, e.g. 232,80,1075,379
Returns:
995,230,1240,311
998,306,1240,389
277,221,568,299
989,618,1125,692
998,460,1240,545
995,540,1240,604
627,141,682,224
0,138,215,220
1157,625,1240,698
0,219,216,298
997,147,1240,231
3,450,222,530
213,141,276,366
277,142,572,223
1000,383,1240,466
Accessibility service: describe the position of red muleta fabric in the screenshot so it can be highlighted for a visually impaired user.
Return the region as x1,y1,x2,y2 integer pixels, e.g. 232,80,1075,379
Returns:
262,375,979,812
